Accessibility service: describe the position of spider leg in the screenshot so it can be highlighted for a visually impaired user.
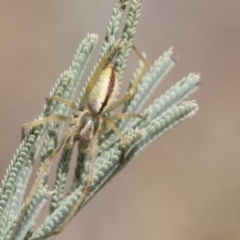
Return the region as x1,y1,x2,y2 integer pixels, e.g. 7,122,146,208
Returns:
22,115,75,139
31,137,99,240
99,113,142,136
110,113,143,121
49,96,81,116
103,118,129,149
72,135,91,154
64,126,80,150
57,137,98,231
65,135,75,149
108,44,149,112
79,143,91,154
10,129,74,240
82,40,123,108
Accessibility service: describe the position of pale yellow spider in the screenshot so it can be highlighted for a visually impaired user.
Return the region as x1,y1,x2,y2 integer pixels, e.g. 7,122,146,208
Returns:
11,40,148,240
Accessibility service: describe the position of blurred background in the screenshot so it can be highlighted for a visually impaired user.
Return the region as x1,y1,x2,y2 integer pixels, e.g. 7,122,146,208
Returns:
1,0,240,240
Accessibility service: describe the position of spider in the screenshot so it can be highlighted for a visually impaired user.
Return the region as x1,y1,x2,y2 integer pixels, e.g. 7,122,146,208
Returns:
11,40,148,240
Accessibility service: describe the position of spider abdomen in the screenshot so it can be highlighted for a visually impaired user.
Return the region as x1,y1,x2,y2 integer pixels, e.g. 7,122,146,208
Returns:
88,64,119,114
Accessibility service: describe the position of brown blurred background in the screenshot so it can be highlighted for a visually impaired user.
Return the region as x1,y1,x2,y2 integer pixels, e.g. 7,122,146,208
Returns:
1,1,240,240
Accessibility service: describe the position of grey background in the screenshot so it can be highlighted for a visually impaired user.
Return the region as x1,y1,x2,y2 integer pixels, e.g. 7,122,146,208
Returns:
1,1,240,240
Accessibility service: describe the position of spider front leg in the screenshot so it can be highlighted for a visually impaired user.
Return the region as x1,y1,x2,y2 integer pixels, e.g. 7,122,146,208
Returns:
10,129,74,240
22,95,81,139
55,137,99,233
48,95,81,116
31,137,99,240
21,115,75,139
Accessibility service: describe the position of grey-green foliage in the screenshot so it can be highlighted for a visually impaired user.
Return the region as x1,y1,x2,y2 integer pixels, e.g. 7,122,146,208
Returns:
6,187,51,240
0,0,200,239
115,0,142,85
